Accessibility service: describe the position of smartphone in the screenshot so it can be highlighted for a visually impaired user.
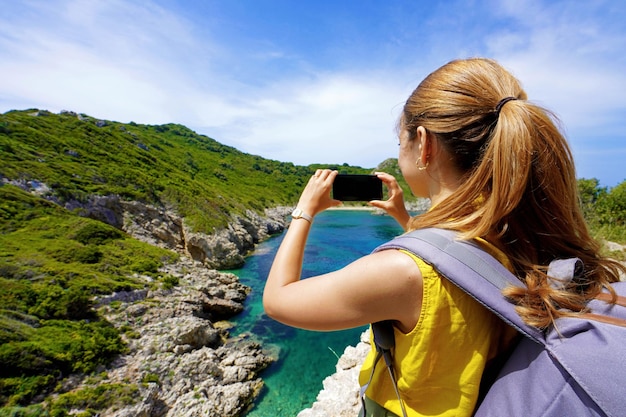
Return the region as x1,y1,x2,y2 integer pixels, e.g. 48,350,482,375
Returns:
332,174,383,201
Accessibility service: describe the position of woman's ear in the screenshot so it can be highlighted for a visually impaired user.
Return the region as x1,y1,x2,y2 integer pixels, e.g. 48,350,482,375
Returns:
415,126,431,163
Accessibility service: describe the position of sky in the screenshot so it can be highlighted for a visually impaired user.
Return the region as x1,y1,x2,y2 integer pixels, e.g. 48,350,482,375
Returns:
0,0,625,187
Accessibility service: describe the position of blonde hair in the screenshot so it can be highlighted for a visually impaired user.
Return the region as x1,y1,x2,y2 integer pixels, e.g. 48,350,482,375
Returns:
402,58,624,328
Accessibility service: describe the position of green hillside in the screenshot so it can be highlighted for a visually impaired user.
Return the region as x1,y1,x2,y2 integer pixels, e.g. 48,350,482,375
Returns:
0,109,376,233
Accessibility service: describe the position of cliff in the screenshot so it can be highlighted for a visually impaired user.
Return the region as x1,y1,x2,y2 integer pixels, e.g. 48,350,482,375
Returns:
94,257,275,417
60,191,290,270
1,177,293,416
85,197,292,416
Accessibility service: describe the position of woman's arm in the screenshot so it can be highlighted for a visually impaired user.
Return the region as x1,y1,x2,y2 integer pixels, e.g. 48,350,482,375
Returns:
264,249,423,332
263,169,340,288
263,169,423,332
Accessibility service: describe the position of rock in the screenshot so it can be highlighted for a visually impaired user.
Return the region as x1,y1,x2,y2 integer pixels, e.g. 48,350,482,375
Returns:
183,225,247,268
165,379,264,417
2,178,53,197
298,330,371,417
112,383,166,417
95,257,274,417
169,316,222,350
605,240,626,253
96,289,149,305
61,192,290,269
64,194,126,229
3,177,290,270
182,208,290,269
201,296,247,321
121,199,185,250
148,205,289,269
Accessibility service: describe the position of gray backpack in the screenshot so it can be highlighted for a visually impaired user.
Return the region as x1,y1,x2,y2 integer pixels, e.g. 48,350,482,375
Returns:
370,228,626,417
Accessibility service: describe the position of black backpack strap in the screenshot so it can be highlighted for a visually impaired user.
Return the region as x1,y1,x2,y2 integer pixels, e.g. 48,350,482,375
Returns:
365,320,408,417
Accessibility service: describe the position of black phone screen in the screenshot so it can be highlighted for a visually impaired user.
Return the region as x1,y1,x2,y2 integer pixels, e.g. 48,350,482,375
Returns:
332,174,383,201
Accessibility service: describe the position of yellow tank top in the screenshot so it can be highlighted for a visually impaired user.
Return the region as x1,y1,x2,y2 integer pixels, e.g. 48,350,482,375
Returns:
358,238,519,417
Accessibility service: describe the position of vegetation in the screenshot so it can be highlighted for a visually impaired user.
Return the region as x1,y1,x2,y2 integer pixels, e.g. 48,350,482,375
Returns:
0,109,623,415
0,110,380,232
377,158,414,201
0,184,177,413
578,178,626,256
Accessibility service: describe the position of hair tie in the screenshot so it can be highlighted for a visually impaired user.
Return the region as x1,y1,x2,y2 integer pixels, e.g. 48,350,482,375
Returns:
495,96,518,115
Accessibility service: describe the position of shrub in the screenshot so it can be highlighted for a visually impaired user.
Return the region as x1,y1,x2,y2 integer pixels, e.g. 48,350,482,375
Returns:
0,375,56,407
597,181,626,226
73,223,124,246
129,259,160,275
141,373,160,385
73,247,103,264
160,274,179,290
0,404,48,417
51,245,102,264
578,178,626,244
47,383,139,416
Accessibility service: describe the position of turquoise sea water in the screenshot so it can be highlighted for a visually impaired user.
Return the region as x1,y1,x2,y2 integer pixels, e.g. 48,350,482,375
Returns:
230,210,404,417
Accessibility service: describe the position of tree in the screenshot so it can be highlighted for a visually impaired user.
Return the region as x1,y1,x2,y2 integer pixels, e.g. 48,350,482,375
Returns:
597,181,626,226
577,178,606,224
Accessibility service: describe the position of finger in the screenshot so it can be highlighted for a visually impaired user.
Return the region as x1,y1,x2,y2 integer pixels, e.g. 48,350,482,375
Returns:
376,173,399,188
313,169,326,180
375,172,395,181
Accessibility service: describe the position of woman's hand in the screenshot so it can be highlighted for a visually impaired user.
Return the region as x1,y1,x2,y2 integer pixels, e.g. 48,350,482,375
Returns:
296,169,342,217
369,172,411,231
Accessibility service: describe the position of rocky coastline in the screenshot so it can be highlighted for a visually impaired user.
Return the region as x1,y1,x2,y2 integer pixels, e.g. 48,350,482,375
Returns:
85,199,293,416
3,177,295,416
93,257,276,417
297,331,370,417
9,176,372,416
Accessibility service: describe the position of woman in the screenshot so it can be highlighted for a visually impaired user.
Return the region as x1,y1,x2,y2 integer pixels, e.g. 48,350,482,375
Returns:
263,58,624,417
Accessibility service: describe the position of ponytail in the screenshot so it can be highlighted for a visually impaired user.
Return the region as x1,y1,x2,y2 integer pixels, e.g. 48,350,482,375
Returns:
403,58,624,328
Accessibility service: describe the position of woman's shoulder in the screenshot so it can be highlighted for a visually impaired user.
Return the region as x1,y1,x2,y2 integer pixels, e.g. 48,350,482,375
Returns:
396,249,440,280
361,248,425,280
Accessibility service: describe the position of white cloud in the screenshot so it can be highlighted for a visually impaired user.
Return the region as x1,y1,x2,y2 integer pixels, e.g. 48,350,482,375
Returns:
1,0,624,184
0,0,216,122
0,1,417,169
486,0,626,129
190,72,410,166
481,0,626,185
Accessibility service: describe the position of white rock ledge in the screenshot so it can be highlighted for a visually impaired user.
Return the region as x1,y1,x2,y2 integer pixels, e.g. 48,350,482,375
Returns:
298,330,371,417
